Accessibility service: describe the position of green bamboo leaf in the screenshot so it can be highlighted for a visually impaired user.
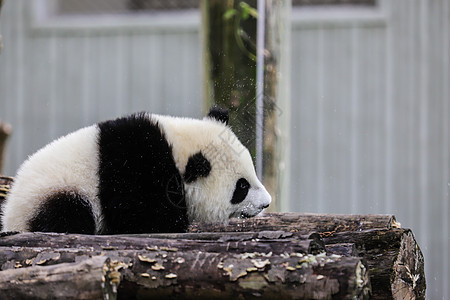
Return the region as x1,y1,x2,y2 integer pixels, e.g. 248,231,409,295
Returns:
247,7,258,18
239,2,258,19
242,10,249,20
223,8,237,20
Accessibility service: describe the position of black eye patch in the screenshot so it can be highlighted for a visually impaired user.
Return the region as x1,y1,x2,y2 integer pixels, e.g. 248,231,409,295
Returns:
231,178,250,204
184,152,211,183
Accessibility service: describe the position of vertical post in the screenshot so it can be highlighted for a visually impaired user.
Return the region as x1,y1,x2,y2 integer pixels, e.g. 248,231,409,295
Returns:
260,0,291,211
0,0,12,175
255,0,265,179
201,0,291,210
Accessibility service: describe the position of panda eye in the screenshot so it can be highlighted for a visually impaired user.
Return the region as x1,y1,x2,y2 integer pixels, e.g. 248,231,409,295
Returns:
231,178,250,205
239,180,249,189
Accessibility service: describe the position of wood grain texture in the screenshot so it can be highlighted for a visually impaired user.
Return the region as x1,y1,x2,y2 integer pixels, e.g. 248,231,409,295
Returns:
0,256,112,300
189,212,398,234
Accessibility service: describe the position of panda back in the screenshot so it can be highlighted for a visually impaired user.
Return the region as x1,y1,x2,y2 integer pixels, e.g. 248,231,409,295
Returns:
97,113,189,234
2,113,190,234
1,125,101,232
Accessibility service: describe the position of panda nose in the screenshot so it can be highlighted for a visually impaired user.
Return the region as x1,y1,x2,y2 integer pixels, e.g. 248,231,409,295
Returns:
260,203,270,209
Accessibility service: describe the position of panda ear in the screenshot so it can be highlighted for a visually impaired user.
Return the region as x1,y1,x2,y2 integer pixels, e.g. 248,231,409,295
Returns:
207,106,229,125
184,152,211,183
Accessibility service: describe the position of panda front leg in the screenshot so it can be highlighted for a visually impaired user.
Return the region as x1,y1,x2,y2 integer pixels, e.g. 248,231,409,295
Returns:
28,191,96,234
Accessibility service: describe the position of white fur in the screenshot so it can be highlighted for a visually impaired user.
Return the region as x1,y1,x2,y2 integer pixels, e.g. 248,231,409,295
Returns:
155,114,272,223
1,126,103,232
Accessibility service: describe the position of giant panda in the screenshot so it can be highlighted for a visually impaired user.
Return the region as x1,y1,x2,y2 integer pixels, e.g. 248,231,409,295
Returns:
1,107,271,234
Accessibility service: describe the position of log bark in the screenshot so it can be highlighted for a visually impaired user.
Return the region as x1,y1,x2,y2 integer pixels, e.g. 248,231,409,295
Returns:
323,228,426,300
0,176,12,198
0,256,115,300
189,212,400,234
0,176,13,231
190,213,425,299
325,243,357,257
0,232,370,299
0,231,324,257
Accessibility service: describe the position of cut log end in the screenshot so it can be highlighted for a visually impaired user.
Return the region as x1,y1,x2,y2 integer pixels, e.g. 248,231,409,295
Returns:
0,256,112,300
391,230,426,299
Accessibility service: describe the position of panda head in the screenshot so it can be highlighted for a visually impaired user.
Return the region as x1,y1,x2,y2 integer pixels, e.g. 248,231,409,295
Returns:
155,107,272,223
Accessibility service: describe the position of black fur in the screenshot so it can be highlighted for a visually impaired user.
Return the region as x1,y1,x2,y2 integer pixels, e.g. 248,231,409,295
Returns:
184,152,211,183
28,191,96,234
231,178,250,204
97,112,188,234
207,106,229,125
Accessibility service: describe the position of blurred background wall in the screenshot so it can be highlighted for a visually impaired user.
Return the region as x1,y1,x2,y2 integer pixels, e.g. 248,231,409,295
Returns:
0,0,203,176
0,0,448,298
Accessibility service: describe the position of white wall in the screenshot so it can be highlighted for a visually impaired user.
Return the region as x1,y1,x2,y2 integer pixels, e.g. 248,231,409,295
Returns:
0,1,203,176
289,1,449,298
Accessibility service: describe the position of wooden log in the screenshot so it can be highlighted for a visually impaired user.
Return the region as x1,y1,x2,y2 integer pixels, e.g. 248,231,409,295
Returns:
0,176,13,231
0,176,12,202
191,214,425,299
0,175,13,186
189,212,401,234
323,228,426,300
118,251,371,300
0,256,116,300
0,231,324,256
325,243,357,257
0,198,422,300
0,240,371,299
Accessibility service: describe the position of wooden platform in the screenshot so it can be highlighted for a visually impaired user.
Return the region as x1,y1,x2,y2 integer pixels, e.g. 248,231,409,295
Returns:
0,211,425,299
